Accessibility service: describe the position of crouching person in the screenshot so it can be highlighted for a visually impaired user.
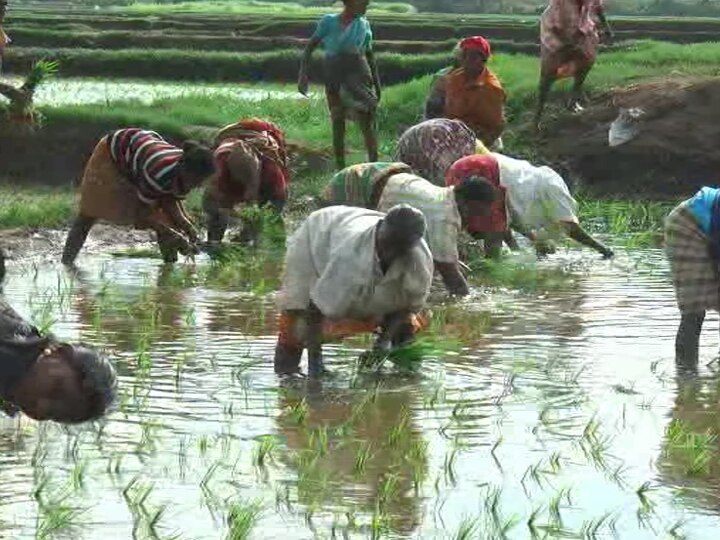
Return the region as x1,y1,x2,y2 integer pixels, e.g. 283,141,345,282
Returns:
0,297,117,423
274,204,433,377
203,118,290,245
62,128,215,266
321,162,498,296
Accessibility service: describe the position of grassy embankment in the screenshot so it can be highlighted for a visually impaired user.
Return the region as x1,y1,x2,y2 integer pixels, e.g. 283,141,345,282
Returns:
1,40,710,234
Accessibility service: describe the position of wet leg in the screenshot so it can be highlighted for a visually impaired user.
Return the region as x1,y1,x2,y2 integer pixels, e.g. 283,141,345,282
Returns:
156,229,179,264
534,73,556,128
676,312,705,372
358,112,379,163
570,63,593,110
332,113,347,170
62,215,96,266
274,342,304,375
206,207,229,245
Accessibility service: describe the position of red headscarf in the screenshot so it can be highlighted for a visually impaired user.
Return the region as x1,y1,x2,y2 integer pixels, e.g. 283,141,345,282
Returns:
459,36,492,59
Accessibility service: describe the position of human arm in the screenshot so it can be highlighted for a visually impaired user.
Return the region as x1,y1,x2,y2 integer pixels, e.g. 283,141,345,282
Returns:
435,261,470,297
298,36,322,96
561,221,614,258
160,198,199,243
596,6,613,40
424,77,446,119
365,49,382,101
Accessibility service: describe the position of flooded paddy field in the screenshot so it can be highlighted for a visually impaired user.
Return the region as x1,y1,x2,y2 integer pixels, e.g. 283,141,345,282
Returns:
2,243,720,539
0,76,304,107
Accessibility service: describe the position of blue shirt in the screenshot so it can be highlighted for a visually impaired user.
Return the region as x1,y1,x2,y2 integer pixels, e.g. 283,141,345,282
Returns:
689,186,720,234
311,13,372,56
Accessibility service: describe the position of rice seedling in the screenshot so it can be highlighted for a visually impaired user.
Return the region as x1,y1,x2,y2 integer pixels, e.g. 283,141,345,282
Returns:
353,442,373,477
664,418,718,476
453,516,480,540
252,435,278,468
282,398,309,426
579,512,618,540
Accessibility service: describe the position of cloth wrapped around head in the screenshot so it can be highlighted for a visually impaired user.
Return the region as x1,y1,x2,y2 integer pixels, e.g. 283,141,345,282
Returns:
459,36,492,59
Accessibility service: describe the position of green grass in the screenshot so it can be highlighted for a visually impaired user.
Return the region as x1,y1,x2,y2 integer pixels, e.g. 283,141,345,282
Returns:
0,184,75,229
123,0,418,15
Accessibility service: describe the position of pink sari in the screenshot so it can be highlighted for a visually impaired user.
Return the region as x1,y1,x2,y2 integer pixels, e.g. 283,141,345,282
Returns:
540,0,602,78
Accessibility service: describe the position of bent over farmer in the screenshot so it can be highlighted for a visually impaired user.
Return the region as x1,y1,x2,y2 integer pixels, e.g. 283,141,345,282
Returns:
451,153,613,258
274,205,433,377
62,128,215,266
203,118,289,245
321,162,498,296
298,0,381,170
425,36,506,149
395,118,488,186
0,262,117,423
666,187,720,371
536,0,612,125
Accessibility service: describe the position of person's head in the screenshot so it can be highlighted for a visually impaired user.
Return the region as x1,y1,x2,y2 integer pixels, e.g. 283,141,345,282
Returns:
453,176,498,228
376,204,426,265
342,0,370,17
456,36,492,77
178,140,216,193
8,342,118,423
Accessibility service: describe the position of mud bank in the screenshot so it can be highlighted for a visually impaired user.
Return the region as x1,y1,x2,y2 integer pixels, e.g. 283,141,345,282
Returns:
0,224,155,263
537,76,720,198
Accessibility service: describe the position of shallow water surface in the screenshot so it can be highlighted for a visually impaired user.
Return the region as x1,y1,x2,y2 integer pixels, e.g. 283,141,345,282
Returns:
1,247,720,539
0,76,305,106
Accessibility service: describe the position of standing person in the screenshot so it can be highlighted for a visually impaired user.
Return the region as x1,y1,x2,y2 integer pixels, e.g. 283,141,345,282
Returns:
297,0,381,170
0,281,117,423
395,118,485,186
203,118,289,245
62,128,215,266
424,36,506,149
666,187,720,371
449,153,613,258
535,0,613,125
0,0,9,75
274,205,433,377
320,162,498,296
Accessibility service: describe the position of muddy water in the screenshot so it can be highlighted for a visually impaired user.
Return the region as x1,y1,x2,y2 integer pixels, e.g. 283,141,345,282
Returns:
0,76,305,106
1,247,720,539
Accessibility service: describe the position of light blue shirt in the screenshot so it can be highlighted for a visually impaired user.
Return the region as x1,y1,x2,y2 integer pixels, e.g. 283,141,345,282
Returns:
688,186,720,234
311,13,372,56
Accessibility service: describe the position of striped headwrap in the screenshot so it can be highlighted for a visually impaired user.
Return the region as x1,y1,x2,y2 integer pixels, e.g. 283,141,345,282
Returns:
108,128,184,204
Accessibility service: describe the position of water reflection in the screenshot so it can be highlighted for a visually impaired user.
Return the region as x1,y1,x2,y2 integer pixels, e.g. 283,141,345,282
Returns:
657,373,720,512
0,250,719,538
276,377,425,536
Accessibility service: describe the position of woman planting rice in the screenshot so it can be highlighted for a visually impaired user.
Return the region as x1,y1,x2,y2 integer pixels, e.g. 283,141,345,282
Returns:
424,36,506,149
298,0,381,170
395,118,488,186
666,187,720,371
319,161,498,296
62,128,215,266
203,118,289,245
446,153,613,258
274,205,432,377
535,0,613,125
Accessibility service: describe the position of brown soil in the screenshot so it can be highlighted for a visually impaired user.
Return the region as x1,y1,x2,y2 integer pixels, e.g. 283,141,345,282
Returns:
0,224,155,263
538,76,720,198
